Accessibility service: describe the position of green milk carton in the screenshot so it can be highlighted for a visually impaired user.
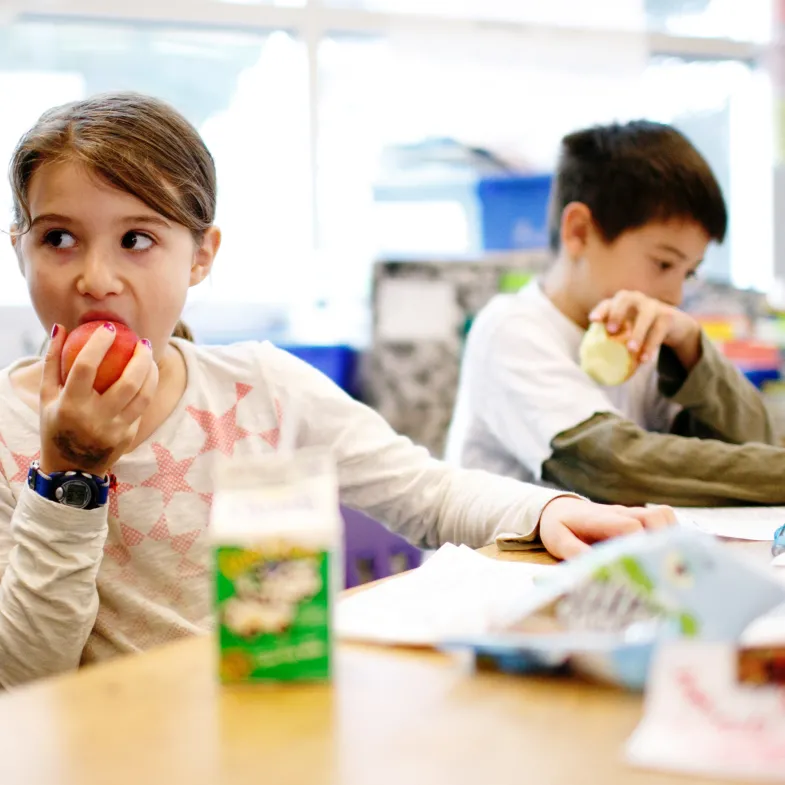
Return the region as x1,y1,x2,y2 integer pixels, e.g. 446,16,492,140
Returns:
211,449,340,683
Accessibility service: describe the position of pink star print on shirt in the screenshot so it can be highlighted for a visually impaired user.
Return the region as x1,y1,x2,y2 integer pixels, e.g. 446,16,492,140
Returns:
0,434,38,484
186,382,253,457
103,381,275,564
108,479,134,519
260,398,283,448
141,443,195,507
101,379,280,571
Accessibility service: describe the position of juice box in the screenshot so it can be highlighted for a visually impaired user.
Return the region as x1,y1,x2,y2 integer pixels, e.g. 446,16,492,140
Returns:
211,448,340,683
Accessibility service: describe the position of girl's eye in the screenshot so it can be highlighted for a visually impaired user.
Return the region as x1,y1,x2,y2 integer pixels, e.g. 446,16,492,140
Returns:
121,231,154,251
655,260,674,272
685,268,698,280
43,230,76,249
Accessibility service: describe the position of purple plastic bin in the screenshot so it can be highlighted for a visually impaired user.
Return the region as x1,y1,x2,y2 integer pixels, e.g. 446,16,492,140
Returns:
341,506,422,589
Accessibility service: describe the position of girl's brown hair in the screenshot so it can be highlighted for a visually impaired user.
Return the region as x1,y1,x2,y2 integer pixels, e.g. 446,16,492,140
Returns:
9,91,217,342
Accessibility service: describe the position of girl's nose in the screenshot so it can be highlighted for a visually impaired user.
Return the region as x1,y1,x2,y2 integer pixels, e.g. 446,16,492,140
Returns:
76,248,122,299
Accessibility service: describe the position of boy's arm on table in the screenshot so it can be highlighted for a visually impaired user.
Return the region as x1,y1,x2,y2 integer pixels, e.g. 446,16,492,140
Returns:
658,332,776,445
264,346,571,550
542,411,785,507
0,483,107,688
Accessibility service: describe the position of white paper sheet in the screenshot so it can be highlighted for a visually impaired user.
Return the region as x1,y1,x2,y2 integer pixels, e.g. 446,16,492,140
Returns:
336,543,553,647
627,642,785,782
674,506,785,542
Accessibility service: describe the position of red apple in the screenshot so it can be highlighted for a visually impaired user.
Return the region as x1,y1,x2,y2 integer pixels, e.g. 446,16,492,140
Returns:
61,321,140,393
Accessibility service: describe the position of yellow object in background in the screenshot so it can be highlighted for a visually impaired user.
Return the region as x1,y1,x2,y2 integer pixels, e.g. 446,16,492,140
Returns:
695,315,750,343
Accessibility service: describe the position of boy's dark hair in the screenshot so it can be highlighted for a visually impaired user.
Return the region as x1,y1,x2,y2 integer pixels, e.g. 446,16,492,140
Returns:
548,120,727,252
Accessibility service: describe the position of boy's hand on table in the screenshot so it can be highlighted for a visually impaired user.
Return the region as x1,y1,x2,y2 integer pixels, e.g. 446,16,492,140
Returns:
589,290,702,372
538,496,676,560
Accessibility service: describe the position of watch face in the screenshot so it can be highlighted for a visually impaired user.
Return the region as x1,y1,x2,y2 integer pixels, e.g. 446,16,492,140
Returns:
55,479,93,509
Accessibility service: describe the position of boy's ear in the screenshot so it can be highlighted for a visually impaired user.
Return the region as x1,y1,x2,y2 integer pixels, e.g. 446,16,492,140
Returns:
190,226,221,287
560,202,593,261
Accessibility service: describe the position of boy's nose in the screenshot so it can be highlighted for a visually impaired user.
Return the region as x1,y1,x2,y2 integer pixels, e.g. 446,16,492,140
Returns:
661,282,684,309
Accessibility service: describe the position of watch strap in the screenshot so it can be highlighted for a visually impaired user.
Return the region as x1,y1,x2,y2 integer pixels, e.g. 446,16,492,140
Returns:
27,461,111,509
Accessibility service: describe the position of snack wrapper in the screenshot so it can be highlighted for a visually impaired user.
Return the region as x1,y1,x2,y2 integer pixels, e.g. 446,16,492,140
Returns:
445,528,785,690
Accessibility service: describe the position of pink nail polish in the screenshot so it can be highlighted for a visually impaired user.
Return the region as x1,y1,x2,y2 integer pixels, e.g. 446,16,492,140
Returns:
607,322,618,334
141,339,152,350
103,322,116,332
627,340,639,352
50,324,60,339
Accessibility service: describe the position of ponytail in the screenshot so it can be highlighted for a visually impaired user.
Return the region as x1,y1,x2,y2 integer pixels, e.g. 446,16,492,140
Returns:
172,320,194,342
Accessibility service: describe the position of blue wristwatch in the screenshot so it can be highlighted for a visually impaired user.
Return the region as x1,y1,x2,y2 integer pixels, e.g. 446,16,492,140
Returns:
27,460,110,510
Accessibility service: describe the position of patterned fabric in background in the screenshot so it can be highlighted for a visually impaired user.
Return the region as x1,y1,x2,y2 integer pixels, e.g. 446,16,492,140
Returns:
365,254,550,458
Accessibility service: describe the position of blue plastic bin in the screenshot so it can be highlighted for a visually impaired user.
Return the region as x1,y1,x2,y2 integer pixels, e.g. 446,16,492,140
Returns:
741,367,780,390
372,173,553,256
280,345,359,398
477,174,553,251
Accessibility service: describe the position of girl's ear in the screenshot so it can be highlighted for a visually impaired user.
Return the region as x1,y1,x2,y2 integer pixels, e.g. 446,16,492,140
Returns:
190,226,221,287
10,225,24,276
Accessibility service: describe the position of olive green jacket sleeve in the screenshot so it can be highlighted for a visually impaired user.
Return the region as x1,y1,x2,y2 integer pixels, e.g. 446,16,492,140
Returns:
542,334,784,506
657,333,775,445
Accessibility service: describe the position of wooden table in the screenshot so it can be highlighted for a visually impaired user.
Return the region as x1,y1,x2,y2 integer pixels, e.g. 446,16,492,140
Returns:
0,546,740,785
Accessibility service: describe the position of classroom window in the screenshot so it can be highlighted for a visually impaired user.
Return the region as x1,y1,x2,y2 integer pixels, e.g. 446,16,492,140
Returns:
215,0,304,5
317,31,773,300
645,0,772,41
317,28,649,301
322,0,647,29
324,0,772,41
642,56,774,290
0,19,310,306
0,1,776,329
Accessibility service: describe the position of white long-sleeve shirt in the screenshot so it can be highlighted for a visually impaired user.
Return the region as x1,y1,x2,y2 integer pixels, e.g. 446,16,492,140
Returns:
0,339,562,687
445,280,779,510
446,280,679,481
